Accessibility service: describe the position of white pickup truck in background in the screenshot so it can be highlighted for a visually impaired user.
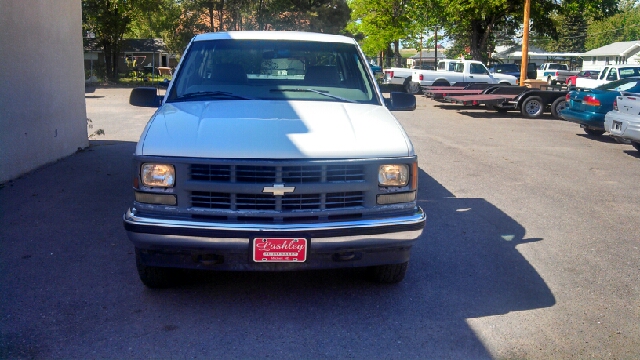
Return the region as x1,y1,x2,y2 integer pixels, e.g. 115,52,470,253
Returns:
408,60,517,92
576,65,640,89
383,60,459,93
536,63,579,85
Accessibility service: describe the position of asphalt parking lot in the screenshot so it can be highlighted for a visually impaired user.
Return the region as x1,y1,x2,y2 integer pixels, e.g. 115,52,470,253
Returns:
1,87,639,358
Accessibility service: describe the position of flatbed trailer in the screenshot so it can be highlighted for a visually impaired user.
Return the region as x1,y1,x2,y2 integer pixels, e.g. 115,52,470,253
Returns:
495,87,569,119
444,86,528,106
424,83,496,100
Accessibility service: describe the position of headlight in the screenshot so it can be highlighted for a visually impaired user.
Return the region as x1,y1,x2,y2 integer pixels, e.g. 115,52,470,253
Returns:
141,164,175,187
378,164,409,187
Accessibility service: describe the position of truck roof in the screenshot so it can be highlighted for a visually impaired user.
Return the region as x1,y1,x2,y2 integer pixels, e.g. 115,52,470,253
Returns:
193,31,357,45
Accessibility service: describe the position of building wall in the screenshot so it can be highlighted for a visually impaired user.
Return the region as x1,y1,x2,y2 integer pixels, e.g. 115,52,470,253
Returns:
582,54,640,71
0,0,88,183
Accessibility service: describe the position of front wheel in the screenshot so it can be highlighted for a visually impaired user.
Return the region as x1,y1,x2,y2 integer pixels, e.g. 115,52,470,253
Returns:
369,262,409,283
521,96,545,118
550,97,567,119
583,128,605,136
135,249,182,288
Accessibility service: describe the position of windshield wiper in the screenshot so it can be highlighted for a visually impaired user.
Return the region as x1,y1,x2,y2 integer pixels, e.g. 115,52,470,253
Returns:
171,91,251,102
270,88,357,103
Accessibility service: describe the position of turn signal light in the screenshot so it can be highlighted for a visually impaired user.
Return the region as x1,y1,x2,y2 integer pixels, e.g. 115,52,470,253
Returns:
613,99,618,111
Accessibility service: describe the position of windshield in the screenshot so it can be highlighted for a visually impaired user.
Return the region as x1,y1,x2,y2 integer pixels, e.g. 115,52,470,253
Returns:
548,64,567,70
596,77,640,92
167,39,378,104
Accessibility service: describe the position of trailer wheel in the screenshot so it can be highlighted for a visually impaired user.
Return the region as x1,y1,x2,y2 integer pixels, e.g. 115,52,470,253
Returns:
550,97,567,119
521,96,545,118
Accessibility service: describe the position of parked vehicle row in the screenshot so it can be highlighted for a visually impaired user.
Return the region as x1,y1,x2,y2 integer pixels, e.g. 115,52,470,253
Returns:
575,65,640,89
562,77,640,137
566,70,600,87
410,60,517,91
537,63,579,85
384,59,518,94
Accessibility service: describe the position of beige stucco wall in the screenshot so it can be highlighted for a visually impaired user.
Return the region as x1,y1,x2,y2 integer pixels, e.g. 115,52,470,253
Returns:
0,0,88,183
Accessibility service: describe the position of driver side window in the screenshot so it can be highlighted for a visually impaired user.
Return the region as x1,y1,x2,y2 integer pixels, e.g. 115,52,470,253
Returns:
606,70,618,81
470,63,486,75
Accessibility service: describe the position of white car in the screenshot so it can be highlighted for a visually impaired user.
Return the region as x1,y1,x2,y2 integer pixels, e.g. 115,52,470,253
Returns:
125,31,426,287
605,92,640,151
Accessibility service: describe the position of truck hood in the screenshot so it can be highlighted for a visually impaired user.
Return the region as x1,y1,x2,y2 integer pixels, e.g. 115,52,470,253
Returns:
137,100,413,159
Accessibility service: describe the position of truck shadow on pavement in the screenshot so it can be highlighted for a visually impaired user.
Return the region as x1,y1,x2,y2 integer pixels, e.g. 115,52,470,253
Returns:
0,141,555,359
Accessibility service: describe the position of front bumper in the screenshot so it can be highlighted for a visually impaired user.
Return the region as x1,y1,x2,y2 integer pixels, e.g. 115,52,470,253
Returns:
124,207,426,270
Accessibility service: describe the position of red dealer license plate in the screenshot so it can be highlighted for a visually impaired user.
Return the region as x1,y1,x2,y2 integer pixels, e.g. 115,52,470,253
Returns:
253,238,307,262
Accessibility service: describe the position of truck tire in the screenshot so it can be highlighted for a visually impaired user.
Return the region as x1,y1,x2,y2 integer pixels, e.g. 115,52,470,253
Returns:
404,79,420,94
550,97,567,119
135,249,181,288
583,128,605,136
369,261,408,283
521,96,545,118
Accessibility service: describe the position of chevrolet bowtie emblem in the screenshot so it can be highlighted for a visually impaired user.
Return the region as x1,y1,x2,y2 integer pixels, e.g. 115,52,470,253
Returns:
262,184,295,196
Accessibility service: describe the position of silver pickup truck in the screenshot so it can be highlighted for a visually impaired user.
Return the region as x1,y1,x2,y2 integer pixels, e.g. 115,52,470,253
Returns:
125,31,426,287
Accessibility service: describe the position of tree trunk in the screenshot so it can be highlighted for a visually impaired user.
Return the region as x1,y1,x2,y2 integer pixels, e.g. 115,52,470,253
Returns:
470,18,494,63
394,40,401,67
218,0,224,31
385,44,392,68
103,41,114,80
208,1,215,31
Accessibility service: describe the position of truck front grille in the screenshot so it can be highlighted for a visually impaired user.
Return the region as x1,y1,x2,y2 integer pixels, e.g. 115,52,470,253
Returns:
190,164,364,183
190,191,364,211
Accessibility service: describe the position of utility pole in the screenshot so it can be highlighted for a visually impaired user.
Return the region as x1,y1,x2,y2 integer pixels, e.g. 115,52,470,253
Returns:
419,33,423,68
434,26,438,69
520,0,531,85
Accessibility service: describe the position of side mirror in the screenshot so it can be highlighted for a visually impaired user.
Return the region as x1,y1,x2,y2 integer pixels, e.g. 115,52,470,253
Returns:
386,92,416,111
129,87,162,107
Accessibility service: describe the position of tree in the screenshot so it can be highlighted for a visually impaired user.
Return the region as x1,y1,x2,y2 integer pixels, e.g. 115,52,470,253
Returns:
532,0,619,53
586,5,640,50
348,0,420,66
83,0,162,80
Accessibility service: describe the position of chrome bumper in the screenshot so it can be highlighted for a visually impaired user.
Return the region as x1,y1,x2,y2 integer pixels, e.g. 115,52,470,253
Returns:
123,207,426,249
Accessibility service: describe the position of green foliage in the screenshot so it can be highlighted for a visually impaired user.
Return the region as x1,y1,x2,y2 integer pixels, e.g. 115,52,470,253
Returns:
533,0,620,53
586,5,640,50
348,0,418,59
85,0,351,68
83,0,162,79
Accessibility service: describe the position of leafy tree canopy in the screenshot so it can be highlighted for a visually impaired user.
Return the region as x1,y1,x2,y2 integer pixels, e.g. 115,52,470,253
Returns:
586,4,640,50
